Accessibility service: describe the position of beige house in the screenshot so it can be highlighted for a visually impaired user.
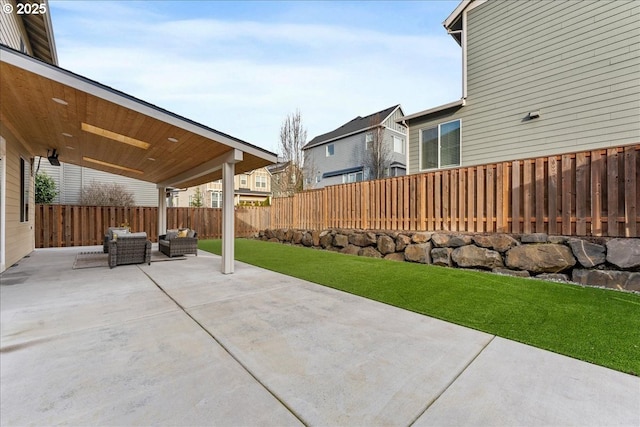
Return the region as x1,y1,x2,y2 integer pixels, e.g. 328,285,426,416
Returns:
173,167,272,207
0,3,57,272
0,0,276,273
401,0,640,173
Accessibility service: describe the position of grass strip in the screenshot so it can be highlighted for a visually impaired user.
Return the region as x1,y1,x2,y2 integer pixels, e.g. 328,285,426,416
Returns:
199,238,640,375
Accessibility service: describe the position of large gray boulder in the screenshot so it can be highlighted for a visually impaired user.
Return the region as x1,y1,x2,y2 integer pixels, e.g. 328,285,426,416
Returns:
606,238,640,269
341,245,361,256
452,245,504,269
472,234,519,253
521,233,548,243
377,235,396,255
411,232,432,244
349,232,377,247
275,228,286,241
333,234,349,248
384,253,406,262
292,230,303,244
404,243,432,264
431,247,453,267
319,232,334,249
572,269,640,291
505,244,576,273
568,239,606,268
395,234,412,252
359,247,382,258
431,233,472,248
301,232,314,247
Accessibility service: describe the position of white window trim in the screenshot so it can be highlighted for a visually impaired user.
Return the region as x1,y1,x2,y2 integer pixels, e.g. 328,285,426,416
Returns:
392,135,405,154
418,119,462,171
326,144,335,157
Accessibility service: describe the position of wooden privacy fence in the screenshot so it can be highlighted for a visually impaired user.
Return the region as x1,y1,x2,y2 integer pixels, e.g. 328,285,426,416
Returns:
271,144,639,237
35,206,270,248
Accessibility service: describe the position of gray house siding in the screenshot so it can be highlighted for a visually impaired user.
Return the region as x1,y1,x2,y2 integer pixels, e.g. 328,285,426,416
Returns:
38,160,158,206
408,0,640,174
305,132,368,188
305,127,406,189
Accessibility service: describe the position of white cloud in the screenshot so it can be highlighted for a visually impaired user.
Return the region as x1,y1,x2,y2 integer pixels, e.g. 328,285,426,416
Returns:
50,1,462,153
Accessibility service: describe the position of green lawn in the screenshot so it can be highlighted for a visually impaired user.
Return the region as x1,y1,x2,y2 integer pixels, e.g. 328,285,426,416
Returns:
199,238,640,375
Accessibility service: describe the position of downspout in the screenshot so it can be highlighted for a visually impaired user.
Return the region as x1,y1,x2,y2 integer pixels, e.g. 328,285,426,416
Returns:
400,119,409,174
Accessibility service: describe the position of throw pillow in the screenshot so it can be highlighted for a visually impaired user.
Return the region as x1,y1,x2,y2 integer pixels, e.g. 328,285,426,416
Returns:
166,231,179,240
187,230,196,238
177,228,189,238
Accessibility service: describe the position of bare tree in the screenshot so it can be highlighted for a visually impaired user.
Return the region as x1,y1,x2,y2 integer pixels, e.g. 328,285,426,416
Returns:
80,181,135,206
364,114,392,180
278,109,307,196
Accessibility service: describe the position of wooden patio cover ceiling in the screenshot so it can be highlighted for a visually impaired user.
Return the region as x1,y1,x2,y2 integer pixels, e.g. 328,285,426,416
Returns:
0,46,276,189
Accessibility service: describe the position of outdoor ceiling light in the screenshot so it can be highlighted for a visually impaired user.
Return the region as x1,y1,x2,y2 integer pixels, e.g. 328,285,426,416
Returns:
83,157,144,175
47,149,60,166
81,122,151,150
167,137,178,143
62,132,73,137
52,97,68,105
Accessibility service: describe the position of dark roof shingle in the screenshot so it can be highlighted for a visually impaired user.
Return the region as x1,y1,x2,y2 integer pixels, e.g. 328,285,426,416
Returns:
303,104,401,150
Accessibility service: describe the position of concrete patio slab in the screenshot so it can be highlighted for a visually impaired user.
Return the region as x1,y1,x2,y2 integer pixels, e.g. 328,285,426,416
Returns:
414,337,640,426
2,246,639,426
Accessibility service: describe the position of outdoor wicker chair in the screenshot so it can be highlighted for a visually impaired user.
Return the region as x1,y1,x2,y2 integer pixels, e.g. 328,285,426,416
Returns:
108,232,151,268
159,229,198,257
103,226,130,253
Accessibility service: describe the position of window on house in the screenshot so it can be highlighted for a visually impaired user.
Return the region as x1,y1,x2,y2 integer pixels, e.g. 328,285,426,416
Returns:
365,133,373,150
342,171,363,183
20,157,29,222
240,174,248,187
211,191,222,208
420,119,461,170
393,136,405,154
256,175,267,189
326,144,335,157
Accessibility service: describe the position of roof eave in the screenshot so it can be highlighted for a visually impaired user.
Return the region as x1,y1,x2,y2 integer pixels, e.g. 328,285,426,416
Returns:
443,0,472,31
397,99,465,123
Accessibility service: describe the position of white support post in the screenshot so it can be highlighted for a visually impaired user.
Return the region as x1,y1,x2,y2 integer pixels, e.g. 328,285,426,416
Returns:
158,187,167,238
221,161,235,274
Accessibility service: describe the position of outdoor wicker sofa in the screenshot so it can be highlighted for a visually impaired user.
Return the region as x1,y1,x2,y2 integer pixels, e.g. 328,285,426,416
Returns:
159,229,198,257
107,231,151,268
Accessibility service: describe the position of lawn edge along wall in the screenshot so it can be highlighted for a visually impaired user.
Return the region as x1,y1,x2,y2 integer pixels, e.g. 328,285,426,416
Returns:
257,229,639,293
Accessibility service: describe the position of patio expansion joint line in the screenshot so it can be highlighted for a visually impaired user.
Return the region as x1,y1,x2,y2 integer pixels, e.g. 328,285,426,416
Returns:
138,267,309,427
408,334,497,426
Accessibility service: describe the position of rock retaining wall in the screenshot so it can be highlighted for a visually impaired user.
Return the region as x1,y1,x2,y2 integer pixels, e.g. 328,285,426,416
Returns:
257,229,640,292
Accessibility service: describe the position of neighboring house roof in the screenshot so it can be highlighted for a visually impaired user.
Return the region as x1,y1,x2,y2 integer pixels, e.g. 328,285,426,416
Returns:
303,104,402,150
266,161,291,175
397,99,465,123
322,166,363,179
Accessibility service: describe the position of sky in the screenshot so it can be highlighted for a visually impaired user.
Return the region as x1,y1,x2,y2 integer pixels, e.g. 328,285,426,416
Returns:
49,0,462,154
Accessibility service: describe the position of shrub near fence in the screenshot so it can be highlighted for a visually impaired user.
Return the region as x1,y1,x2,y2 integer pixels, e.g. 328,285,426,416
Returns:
35,206,270,248
271,144,640,237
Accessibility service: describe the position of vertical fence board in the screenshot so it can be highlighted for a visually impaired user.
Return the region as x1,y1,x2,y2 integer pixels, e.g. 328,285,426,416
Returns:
535,158,545,233
511,161,521,234
607,148,619,237
624,146,637,237
576,152,588,236
486,165,495,232
548,156,558,235
523,160,533,234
